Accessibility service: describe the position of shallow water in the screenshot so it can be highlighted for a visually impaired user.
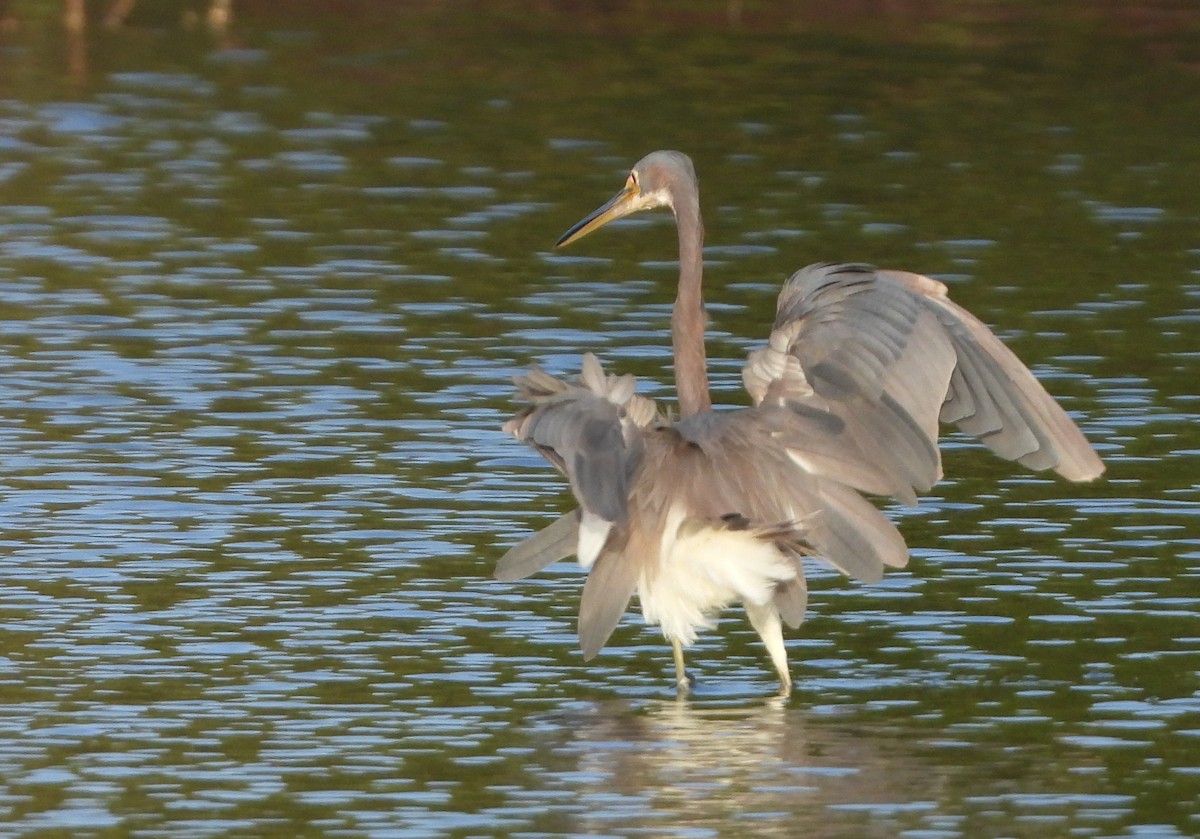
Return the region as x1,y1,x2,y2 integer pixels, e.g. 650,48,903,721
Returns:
0,1,1197,836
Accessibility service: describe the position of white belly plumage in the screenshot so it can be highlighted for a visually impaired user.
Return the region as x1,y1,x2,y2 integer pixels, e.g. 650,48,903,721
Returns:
636,505,797,645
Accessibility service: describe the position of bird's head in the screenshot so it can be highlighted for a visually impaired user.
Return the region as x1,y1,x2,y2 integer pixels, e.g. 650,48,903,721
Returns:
556,150,696,247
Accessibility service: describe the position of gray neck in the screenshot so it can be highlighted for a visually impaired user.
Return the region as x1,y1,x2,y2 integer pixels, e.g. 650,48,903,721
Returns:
671,192,711,417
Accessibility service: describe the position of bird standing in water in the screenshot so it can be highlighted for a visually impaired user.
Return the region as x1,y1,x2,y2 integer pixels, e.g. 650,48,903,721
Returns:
497,150,1103,695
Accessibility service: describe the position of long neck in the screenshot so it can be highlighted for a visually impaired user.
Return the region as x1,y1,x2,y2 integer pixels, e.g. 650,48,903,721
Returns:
671,192,711,417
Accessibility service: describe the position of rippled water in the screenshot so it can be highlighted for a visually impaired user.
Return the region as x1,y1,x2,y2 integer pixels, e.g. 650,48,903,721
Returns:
0,1,1197,836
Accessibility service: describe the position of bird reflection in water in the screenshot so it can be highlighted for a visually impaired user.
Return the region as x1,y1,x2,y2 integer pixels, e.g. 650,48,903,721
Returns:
529,698,932,836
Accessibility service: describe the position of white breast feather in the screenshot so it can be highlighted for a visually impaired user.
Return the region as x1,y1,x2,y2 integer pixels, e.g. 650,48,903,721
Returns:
639,506,797,646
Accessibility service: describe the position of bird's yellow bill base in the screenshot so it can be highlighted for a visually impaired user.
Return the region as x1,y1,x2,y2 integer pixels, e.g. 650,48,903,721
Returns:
555,183,639,248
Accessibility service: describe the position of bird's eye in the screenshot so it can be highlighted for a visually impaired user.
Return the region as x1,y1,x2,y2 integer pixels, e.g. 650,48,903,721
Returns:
627,171,639,189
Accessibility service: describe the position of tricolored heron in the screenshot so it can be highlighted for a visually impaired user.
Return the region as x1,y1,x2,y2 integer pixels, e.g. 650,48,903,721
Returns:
497,150,1103,695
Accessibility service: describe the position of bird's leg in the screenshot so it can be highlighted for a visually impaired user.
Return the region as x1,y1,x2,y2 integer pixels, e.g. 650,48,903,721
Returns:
745,602,792,697
671,638,694,693
776,669,793,698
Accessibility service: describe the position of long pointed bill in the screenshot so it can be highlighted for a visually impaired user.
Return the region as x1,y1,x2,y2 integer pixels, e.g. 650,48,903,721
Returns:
555,185,639,248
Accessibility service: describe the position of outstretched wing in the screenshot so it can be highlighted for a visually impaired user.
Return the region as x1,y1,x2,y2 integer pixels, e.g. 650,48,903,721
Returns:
742,263,1104,501
503,353,657,521
499,353,660,578
500,354,661,652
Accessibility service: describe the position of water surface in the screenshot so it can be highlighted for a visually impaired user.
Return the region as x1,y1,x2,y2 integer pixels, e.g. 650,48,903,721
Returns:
0,1,1197,836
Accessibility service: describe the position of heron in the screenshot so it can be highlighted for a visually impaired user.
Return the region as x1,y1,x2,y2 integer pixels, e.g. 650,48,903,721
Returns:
496,150,1104,696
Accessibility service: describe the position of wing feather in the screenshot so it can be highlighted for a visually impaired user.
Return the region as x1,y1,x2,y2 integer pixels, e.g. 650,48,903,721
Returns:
745,263,1103,491
495,510,580,581
773,569,808,629
812,481,909,583
923,291,1103,479
668,410,907,585
578,545,638,659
